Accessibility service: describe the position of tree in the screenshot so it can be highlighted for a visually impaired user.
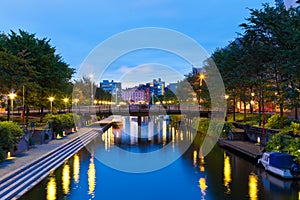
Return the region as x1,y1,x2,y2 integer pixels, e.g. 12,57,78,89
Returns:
0,30,75,121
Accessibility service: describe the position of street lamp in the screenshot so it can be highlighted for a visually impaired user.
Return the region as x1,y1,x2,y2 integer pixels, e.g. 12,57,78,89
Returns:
199,73,205,110
225,94,229,121
74,98,79,107
8,92,17,121
251,92,255,125
63,98,69,112
48,96,55,114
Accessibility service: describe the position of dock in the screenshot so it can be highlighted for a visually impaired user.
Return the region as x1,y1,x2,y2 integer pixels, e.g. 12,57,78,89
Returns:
96,115,123,126
218,139,264,160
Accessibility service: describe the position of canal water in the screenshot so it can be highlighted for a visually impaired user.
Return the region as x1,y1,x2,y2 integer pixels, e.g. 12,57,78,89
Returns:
20,116,300,200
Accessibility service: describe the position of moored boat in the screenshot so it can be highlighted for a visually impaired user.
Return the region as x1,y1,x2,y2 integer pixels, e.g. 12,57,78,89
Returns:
258,152,300,179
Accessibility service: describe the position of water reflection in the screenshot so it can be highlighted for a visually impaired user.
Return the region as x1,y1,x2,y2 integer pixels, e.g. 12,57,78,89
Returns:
88,155,96,197
193,150,197,168
248,173,258,200
46,177,56,200
199,156,205,172
73,154,80,184
223,152,231,194
62,163,70,194
199,177,208,199
20,116,300,200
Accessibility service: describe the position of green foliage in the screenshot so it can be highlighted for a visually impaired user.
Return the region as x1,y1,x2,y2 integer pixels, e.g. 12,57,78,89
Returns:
267,131,300,163
290,122,300,136
266,114,292,129
192,118,229,138
192,118,210,134
0,121,24,152
0,147,5,163
286,138,300,163
0,30,75,119
266,132,293,152
45,113,79,135
222,122,234,138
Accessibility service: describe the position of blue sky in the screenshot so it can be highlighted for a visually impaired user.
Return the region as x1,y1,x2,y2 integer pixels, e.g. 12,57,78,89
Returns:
1,0,275,88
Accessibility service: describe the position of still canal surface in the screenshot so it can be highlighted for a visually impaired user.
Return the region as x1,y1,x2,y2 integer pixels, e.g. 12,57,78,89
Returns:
20,116,300,200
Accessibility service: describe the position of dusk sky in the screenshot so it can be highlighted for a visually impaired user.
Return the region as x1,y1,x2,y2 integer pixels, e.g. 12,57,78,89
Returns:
1,0,275,88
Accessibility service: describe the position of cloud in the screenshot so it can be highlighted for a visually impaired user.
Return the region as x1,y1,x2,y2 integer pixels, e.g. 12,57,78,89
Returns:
118,66,132,74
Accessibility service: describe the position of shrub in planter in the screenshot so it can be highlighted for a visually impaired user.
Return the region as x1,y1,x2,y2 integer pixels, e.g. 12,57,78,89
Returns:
45,113,80,136
0,121,23,153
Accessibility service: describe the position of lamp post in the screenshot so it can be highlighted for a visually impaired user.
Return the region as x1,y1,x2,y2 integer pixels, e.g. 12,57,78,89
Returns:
63,98,69,112
8,91,17,121
48,97,54,115
251,92,255,125
225,94,229,121
199,73,205,110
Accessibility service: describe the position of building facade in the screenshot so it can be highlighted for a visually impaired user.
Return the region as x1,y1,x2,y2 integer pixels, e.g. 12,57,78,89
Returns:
121,89,145,103
100,80,121,96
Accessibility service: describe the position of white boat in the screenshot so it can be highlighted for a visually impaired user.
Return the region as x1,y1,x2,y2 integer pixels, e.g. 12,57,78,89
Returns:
258,152,300,179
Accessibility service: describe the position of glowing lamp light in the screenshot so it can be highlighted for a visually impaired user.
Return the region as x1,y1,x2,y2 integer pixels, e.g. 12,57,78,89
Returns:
257,137,261,144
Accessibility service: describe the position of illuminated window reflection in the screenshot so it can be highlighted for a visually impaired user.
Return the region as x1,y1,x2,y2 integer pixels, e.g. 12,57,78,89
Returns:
73,154,80,184
248,173,258,200
47,177,56,200
62,163,70,195
223,153,231,194
88,156,96,196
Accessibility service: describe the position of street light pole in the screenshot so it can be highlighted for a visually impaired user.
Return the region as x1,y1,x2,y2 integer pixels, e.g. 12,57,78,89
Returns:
199,73,205,110
48,97,54,115
63,98,69,112
225,94,229,121
8,91,17,122
251,92,255,125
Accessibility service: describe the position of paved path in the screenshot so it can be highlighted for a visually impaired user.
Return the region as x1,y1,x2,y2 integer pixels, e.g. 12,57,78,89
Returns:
0,129,85,179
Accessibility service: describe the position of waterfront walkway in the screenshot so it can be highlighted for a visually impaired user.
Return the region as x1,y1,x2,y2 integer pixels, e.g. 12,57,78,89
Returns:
0,129,81,177
0,126,108,200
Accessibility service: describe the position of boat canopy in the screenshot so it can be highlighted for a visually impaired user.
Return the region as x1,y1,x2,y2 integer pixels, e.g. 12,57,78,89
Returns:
269,153,295,169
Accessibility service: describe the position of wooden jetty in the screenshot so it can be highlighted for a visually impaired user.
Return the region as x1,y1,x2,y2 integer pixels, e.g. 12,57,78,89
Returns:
218,139,264,160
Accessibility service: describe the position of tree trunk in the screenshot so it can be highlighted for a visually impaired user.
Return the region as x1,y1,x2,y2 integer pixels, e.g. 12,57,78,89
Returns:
26,105,29,124
258,99,262,127
243,100,247,123
280,101,284,129
295,107,298,120
7,100,10,121
40,106,44,123
233,97,236,121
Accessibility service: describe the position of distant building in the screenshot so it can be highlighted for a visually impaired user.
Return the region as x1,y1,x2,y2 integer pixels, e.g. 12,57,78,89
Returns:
152,78,165,96
100,80,121,96
122,89,145,103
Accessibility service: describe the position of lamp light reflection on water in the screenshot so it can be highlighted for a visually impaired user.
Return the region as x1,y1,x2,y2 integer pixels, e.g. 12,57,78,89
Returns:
223,153,231,194
62,163,70,195
73,154,80,184
88,156,96,196
248,173,258,200
199,156,205,172
193,150,198,167
199,177,208,199
47,177,56,200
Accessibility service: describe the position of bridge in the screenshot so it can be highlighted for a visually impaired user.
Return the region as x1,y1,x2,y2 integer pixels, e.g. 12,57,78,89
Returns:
72,104,212,118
